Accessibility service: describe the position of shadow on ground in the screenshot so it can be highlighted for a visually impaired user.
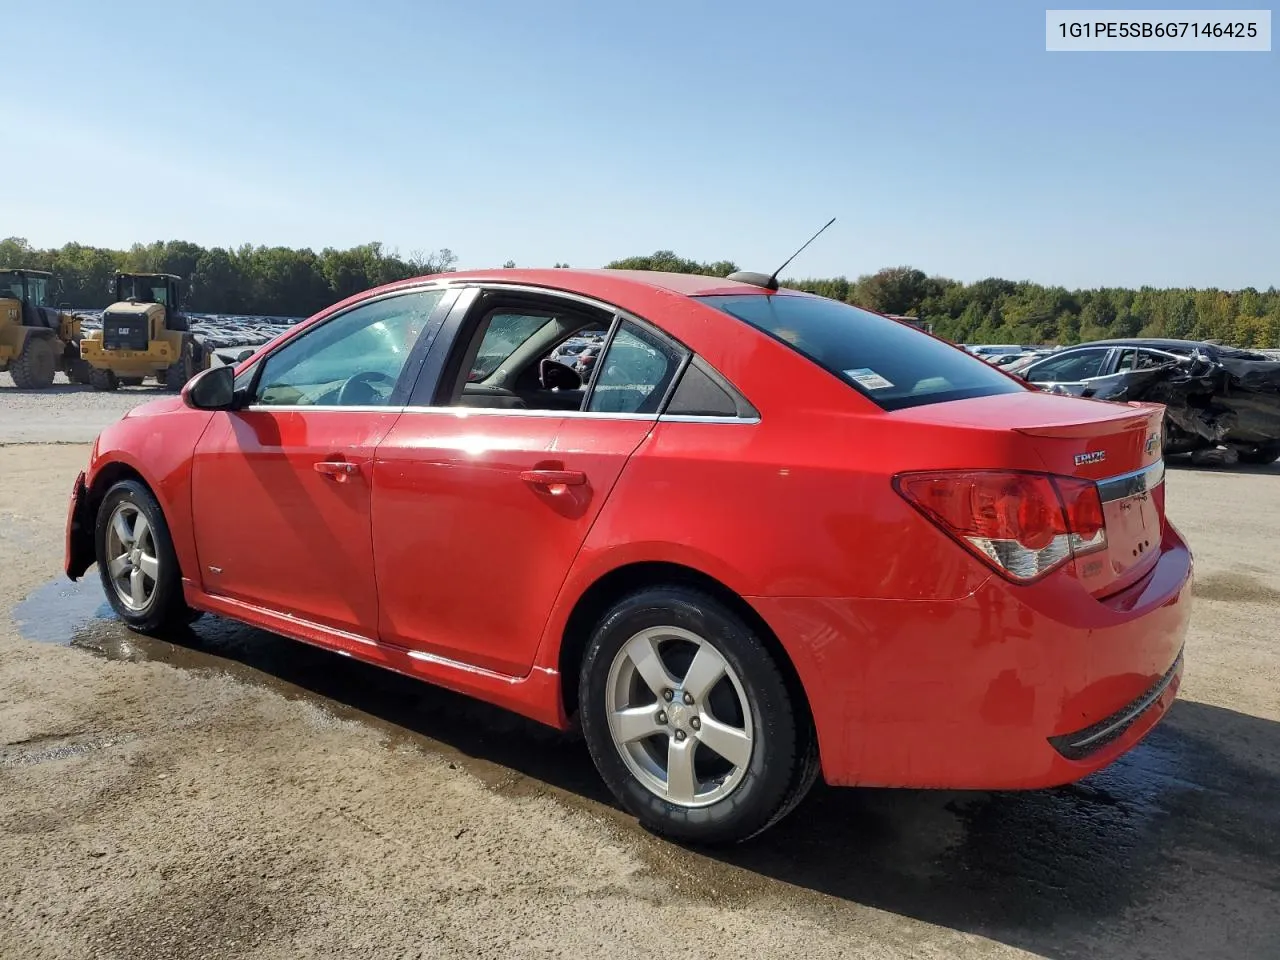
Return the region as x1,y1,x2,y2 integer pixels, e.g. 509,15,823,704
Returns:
13,577,1280,960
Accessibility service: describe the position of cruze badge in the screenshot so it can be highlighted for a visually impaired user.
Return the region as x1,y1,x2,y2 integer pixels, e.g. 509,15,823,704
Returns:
1074,450,1107,466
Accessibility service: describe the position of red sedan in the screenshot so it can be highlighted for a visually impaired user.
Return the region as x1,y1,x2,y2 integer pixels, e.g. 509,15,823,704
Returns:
64,268,1192,844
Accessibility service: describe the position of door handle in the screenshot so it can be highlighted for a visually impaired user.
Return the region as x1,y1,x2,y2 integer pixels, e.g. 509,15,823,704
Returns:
314,460,360,481
520,468,586,493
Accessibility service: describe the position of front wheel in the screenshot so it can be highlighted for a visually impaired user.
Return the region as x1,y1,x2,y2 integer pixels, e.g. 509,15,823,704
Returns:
94,479,195,633
579,586,813,845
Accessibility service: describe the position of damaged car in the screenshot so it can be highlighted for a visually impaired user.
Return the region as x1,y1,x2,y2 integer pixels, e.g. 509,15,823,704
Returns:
1012,338,1280,465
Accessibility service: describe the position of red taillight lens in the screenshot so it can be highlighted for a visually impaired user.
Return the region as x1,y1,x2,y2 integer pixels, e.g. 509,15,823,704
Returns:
895,470,1109,582
1053,476,1107,554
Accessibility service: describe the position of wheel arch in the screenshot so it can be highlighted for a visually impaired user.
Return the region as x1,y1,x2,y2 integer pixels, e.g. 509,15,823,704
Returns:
76,458,179,569
554,560,816,740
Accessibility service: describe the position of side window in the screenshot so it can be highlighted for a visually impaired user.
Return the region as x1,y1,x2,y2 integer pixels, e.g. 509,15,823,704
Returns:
468,313,553,382
1137,349,1176,369
1115,349,1136,372
255,289,443,407
29,277,47,307
666,359,756,418
1025,349,1108,384
586,321,686,414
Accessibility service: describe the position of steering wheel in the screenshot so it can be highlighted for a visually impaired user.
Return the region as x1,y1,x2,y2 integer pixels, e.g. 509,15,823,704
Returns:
337,370,397,406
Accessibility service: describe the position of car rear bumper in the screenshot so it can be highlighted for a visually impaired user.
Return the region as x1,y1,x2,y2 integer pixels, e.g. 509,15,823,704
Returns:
751,518,1193,790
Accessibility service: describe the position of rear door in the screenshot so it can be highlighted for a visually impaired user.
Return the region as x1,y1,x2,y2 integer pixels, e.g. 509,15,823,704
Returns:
372,290,688,676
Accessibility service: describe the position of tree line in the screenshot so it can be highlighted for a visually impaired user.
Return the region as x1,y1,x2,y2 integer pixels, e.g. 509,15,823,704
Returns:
605,253,1280,349
4,237,1277,347
0,237,459,318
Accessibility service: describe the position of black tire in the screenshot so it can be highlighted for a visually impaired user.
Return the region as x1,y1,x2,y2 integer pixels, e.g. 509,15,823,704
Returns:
579,586,812,845
94,479,194,633
1239,443,1280,466
90,368,118,391
10,335,57,389
164,340,195,391
69,357,94,385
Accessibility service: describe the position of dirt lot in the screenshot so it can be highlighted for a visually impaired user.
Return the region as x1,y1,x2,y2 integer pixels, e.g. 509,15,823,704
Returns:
1,415,1278,957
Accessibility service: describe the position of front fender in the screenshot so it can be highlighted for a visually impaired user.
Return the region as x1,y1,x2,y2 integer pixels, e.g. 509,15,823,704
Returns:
70,405,215,588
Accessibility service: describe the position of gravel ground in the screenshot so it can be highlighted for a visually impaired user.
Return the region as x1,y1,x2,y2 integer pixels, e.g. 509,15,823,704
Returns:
1,433,1278,958
0,375,161,443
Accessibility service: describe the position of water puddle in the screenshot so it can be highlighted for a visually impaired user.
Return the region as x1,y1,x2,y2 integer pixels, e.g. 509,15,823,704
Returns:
10,574,610,809
11,577,114,644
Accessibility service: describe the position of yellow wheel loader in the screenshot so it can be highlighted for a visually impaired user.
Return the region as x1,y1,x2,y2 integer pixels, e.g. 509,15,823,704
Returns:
0,268,90,389
80,273,208,391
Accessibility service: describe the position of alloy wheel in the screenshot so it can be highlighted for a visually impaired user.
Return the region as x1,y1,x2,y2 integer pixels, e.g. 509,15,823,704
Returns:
605,626,754,808
104,502,160,612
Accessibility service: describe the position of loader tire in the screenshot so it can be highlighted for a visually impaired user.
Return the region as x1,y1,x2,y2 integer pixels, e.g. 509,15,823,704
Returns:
11,336,57,389
70,358,94,385
90,368,119,392
164,341,195,391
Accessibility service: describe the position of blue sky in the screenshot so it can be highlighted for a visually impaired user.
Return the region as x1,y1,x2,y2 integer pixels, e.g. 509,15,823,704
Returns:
8,0,1277,288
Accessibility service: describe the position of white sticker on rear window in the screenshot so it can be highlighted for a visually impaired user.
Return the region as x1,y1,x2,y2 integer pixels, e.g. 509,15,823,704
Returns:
843,367,894,390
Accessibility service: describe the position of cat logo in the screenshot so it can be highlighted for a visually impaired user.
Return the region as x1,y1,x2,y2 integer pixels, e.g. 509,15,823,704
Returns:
1074,450,1107,466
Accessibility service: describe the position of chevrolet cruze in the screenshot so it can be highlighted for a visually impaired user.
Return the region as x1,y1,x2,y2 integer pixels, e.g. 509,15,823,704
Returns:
65,268,1192,844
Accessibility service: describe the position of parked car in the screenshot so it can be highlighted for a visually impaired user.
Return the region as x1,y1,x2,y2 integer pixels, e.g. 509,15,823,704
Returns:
964,344,1024,360
1011,338,1280,464
64,269,1191,844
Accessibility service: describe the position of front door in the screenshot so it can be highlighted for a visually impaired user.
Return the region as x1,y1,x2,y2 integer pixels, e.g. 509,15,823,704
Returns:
373,298,689,676
189,287,449,635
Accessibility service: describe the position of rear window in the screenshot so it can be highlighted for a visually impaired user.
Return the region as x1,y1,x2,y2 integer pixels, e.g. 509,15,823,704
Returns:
694,294,1028,411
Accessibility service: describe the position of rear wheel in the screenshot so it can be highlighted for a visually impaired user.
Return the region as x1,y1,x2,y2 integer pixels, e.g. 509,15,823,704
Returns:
94,480,194,633
69,357,94,385
579,586,813,845
90,368,118,391
10,336,57,389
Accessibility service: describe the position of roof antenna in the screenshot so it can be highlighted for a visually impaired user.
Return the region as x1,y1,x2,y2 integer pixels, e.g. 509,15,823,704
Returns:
728,217,836,291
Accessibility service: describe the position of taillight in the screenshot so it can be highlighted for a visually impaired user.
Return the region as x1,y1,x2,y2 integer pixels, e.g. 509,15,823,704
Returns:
894,470,1108,583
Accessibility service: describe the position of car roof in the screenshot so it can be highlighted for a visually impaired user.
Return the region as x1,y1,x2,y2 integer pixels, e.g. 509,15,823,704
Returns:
372,267,806,303
1065,338,1208,351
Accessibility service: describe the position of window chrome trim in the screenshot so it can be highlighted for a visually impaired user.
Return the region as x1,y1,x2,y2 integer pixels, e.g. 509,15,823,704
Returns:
238,404,759,424
400,405,659,421
245,404,405,414
657,413,761,425
1096,459,1165,503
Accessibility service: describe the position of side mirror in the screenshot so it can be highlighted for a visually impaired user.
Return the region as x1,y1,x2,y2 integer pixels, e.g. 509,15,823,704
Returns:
183,364,236,410
539,358,583,391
